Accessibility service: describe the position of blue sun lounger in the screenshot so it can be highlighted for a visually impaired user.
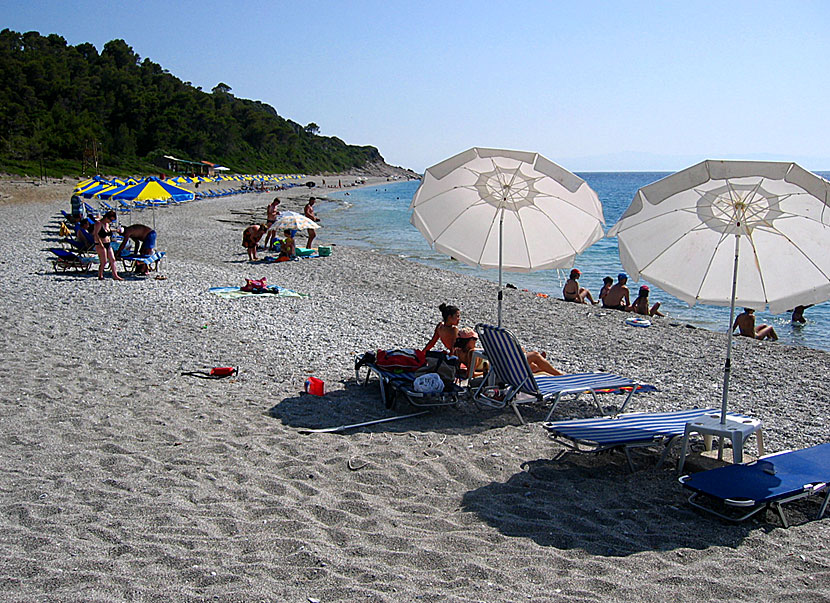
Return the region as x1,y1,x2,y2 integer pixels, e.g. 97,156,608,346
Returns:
473,323,652,423
48,248,96,273
679,443,830,527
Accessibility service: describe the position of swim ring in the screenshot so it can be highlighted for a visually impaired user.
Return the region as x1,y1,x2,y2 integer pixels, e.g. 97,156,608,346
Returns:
625,317,651,328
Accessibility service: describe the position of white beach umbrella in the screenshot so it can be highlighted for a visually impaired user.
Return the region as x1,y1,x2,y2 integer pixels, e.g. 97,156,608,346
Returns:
272,210,320,231
607,159,830,424
410,147,605,325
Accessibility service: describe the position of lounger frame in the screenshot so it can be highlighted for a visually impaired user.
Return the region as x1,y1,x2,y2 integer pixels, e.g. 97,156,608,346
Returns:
355,358,462,409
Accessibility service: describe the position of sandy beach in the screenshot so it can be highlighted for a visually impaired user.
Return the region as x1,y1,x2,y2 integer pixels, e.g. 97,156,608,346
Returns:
0,176,828,602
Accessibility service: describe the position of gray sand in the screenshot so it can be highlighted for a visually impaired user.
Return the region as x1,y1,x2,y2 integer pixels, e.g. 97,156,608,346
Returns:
0,180,828,601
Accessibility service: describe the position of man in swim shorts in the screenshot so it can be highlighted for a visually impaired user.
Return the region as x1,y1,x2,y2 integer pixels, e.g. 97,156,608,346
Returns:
602,273,631,311
116,224,157,258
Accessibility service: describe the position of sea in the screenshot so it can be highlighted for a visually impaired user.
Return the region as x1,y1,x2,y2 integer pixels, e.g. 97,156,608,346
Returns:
314,172,830,353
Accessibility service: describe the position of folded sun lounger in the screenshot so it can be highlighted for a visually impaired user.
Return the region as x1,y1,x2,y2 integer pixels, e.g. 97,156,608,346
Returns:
679,443,830,527
543,408,740,471
473,323,652,423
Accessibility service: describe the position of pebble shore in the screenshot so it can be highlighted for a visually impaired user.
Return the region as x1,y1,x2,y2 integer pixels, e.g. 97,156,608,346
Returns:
0,178,828,601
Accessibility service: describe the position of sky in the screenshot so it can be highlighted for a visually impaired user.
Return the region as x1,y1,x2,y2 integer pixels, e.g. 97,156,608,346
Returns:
3,0,830,172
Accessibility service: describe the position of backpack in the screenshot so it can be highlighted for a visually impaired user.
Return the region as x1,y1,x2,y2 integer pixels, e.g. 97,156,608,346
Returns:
415,351,459,386
375,348,426,370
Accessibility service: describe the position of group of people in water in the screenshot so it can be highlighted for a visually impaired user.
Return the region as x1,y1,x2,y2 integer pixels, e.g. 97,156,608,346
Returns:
241,196,320,261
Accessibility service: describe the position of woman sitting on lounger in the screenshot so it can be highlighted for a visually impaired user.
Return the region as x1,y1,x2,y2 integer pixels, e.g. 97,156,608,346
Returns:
425,304,563,376
423,303,460,352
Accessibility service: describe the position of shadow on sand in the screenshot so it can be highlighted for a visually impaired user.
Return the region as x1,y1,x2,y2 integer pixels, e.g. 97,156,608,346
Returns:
459,453,780,556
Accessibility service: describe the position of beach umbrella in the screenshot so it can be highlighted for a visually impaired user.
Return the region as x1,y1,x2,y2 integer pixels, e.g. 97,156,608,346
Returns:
410,147,605,325
607,159,830,425
272,210,320,231
112,177,195,203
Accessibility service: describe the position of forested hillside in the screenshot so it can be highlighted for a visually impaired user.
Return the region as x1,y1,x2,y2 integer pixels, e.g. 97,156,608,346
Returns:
0,29,384,175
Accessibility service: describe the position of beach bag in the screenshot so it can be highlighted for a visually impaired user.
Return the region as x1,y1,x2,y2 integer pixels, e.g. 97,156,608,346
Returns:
375,348,426,370
415,351,459,386
241,277,268,293
413,372,444,394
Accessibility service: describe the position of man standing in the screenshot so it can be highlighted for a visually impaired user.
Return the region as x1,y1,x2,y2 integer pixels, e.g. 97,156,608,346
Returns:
602,273,631,310
304,197,321,248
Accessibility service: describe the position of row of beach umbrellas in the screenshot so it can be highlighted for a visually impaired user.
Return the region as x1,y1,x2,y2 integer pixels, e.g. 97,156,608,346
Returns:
410,147,830,425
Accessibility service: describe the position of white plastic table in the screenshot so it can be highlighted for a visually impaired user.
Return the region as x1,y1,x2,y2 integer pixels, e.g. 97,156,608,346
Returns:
677,413,765,473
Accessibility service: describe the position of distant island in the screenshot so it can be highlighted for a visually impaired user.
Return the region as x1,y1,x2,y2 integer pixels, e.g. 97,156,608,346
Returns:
0,29,415,179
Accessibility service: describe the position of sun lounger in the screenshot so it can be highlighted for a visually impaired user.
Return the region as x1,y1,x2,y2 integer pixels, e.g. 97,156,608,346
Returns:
543,408,745,471
473,323,652,423
354,352,464,409
48,248,96,273
679,443,830,527
118,251,166,274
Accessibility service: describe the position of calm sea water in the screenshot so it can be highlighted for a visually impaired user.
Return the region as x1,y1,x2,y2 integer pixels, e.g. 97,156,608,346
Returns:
316,173,830,352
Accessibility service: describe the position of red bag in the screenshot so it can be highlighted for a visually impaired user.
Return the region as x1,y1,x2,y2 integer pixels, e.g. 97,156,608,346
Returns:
241,277,267,293
375,348,427,370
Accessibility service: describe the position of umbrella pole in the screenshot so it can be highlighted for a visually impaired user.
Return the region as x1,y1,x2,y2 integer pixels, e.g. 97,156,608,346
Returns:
498,208,504,327
721,233,741,425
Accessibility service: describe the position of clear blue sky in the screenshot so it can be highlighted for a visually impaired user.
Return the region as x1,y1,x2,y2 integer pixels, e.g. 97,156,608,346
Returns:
3,0,829,172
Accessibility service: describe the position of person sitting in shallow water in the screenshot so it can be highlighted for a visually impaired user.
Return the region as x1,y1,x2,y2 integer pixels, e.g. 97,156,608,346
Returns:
630,285,665,317
733,308,778,340
563,268,598,304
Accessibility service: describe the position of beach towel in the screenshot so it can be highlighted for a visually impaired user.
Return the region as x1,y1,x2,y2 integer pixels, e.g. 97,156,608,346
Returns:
208,286,308,299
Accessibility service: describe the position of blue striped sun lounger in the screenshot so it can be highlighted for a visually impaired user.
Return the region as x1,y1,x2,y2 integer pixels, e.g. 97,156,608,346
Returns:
680,442,830,527
473,323,653,424
543,408,725,471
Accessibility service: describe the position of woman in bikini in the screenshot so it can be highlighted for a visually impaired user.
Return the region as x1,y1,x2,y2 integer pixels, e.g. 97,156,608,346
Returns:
425,304,563,376
423,303,460,352
563,268,597,304
93,210,123,281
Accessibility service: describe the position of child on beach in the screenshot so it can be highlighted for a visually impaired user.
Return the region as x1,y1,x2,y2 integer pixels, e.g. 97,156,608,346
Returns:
562,268,597,304
630,285,665,317
277,229,296,261
733,308,778,340
242,224,267,261
599,276,613,304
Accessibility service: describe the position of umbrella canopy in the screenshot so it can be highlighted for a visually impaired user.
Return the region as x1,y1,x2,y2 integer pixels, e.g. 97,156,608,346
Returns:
608,160,830,314
608,159,830,423
272,210,320,231
410,147,604,324
112,178,195,203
